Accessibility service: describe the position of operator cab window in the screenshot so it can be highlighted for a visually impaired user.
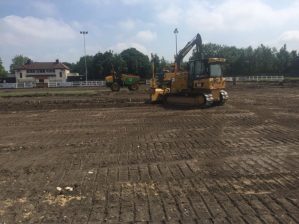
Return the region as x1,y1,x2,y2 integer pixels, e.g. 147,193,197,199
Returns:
209,64,222,77
192,61,204,79
194,61,203,76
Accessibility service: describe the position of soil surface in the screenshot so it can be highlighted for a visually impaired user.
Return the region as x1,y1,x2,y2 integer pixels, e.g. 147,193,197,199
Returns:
0,83,298,223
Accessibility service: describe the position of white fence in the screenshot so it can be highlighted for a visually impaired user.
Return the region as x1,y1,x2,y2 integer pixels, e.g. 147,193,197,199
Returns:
48,81,106,88
0,83,17,88
0,76,285,89
226,76,284,82
0,81,106,89
0,82,35,88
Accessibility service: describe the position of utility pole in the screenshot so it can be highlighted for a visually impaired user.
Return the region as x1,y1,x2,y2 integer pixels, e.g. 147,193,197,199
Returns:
80,31,88,84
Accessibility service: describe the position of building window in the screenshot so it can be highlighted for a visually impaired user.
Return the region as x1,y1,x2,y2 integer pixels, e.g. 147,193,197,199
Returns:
35,69,45,73
60,72,62,78
20,73,22,78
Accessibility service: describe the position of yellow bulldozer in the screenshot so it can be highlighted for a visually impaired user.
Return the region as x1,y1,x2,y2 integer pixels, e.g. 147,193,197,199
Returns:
150,33,228,107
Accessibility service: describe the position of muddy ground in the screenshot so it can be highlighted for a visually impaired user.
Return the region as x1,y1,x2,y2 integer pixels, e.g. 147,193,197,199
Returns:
0,83,298,223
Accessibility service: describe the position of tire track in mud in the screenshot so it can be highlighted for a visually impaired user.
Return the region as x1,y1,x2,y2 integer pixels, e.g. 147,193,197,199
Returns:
0,85,298,223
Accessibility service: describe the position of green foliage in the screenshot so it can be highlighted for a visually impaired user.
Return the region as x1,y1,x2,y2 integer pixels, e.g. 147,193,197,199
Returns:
10,55,30,73
71,44,298,80
192,43,298,76
63,62,77,72
150,54,170,73
74,55,94,80
92,51,126,80
121,48,151,78
73,48,151,80
0,58,7,77
286,52,299,76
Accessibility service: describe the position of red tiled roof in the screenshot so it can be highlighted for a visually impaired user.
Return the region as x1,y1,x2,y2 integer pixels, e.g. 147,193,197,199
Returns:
17,62,70,70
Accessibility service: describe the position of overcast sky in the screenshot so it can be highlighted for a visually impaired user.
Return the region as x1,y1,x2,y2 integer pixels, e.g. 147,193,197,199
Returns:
1,0,299,70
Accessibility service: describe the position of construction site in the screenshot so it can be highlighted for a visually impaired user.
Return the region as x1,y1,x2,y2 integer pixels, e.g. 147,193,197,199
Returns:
1,0,299,222
0,81,298,223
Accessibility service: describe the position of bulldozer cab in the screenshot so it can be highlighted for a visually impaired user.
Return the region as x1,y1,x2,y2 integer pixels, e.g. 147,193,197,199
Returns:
188,58,225,88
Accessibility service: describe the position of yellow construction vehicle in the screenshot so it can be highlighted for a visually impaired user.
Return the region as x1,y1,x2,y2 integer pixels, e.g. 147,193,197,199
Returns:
150,33,228,107
105,66,140,91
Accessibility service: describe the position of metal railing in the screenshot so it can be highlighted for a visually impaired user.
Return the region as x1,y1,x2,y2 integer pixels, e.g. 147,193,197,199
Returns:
70,81,106,87
0,81,106,89
0,83,35,88
0,83,18,88
0,76,286,89
48,82,73,88
225,76,284,82
48,81,106,87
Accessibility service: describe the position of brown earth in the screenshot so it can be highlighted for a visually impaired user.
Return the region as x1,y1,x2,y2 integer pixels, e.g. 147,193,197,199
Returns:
0,83,298,223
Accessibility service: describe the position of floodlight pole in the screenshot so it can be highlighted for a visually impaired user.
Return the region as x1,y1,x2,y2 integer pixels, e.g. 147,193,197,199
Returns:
174,28,179,57
80,31,88,84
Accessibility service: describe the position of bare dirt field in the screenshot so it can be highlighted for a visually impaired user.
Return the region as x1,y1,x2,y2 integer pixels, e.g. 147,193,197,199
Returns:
0,83,298,223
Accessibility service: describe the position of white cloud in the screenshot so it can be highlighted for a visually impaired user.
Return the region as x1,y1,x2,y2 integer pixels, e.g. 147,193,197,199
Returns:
156,0,299,32
279,30,299,42
120,0,144,5
118,19,136,30
0,15,81,70
271,30,299,51
0,15,77,45
157,6,182,25
71,21,84,30
2,0,299,70
0,16,76,44
82,0,144,6
136,30,157,42
30,1,58,16
81,0,111,5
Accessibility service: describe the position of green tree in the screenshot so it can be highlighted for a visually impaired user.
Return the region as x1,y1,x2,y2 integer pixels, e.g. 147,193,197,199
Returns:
276,44,290,74
0,58,7,77
10,55,30,73
121,48,151,79
191,43,299,76
70,44,298,80
63,62,77,72
151,53,160,74
151,54,170,75
93,51,126,80
160,57,168,71
201,43,223,58
74,55,94,80
287,54,299,76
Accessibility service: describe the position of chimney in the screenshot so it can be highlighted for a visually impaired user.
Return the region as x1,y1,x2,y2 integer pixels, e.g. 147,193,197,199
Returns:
55,59,59,64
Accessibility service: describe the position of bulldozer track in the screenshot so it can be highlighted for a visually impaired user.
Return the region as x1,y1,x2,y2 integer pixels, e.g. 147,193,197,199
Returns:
0,84,298,223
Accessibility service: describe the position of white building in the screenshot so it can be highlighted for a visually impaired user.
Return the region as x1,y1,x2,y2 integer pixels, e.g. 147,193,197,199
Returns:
15,59,71,87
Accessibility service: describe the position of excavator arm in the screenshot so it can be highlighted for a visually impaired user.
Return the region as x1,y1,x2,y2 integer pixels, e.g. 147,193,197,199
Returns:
175,33,202,71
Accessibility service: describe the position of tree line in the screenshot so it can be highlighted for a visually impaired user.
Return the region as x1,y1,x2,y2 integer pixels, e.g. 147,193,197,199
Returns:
0,58,8,77
198,43,298,76
1,43,298,78
64,48,154,80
